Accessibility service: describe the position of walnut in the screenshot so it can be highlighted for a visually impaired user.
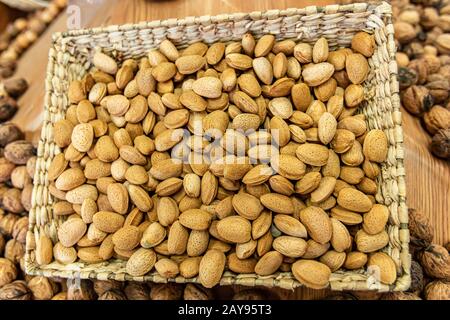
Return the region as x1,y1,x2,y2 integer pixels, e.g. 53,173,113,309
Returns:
183,284,214,300
93,280,123,296
27,276,56,300
351,290,382,300
398,67,418,90
150,283,183,300
123,282,150,300
4,239,25,264
20,184,32,212
401,85,434,116
0,212,19,236
423,105,450,134
409,260,425,294
0,233,4,255
26,156,37,178
407,59,428,84
435,34,450,55
0,123,24,147
0,257,18,287
431,129,450,159
324,292,357,300
232,289,269,300
380,292,421,300
426,80,450,103
408,208,434,246
424,280,450,300
0,157,15,183
421,7,439,29
3,140,35,165
98,289,127,300
418,244,450,280
404,42,425,59
0,96,18,122
12,216,28,243
3,78,28,99
11,166,31,189
0,281,31,300
67,279,97,300
2,188,24,213
51,292,67,300
446,242,450,252
423,54,441,73
394,22,417,44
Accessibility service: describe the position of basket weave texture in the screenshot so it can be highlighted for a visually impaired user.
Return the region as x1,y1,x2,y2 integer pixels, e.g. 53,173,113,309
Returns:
0,0,48,11
25,1,411,292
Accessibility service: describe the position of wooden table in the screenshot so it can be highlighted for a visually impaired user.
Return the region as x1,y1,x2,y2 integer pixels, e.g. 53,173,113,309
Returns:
10,0,450,299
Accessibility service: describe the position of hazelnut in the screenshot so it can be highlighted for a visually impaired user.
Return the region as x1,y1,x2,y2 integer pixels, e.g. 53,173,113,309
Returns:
424,280,450,300
431,129,450,160
401,85,434,116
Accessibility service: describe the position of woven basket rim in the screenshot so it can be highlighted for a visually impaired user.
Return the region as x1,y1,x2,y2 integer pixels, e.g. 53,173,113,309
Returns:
0,0,48,11
26,1,411,292
52,2,392,41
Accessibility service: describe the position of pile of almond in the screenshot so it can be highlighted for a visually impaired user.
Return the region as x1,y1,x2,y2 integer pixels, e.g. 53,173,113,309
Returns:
39,31,396,290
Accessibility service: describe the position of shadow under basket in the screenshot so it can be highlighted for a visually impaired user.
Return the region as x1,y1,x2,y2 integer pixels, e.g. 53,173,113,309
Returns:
26,1,411,292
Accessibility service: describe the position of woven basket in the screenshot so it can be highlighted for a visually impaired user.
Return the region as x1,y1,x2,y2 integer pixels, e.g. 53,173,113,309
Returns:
25,1,411,292
0,0,48,11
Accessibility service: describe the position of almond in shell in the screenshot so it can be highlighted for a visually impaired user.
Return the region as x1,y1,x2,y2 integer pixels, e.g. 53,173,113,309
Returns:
292,260,331,289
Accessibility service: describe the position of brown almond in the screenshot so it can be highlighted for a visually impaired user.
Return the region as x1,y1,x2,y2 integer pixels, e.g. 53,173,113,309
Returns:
126,248,156,276
217,216,251,244
292,259,331,289
254,251,283,276
198,249,226,288
337,188,373,213
299,206,332,244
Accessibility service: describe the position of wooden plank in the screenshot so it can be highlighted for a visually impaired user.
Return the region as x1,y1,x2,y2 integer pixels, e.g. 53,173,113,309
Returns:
9,0,450,299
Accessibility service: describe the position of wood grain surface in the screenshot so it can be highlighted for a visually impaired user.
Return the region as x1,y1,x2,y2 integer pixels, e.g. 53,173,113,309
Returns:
8,0,450,299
